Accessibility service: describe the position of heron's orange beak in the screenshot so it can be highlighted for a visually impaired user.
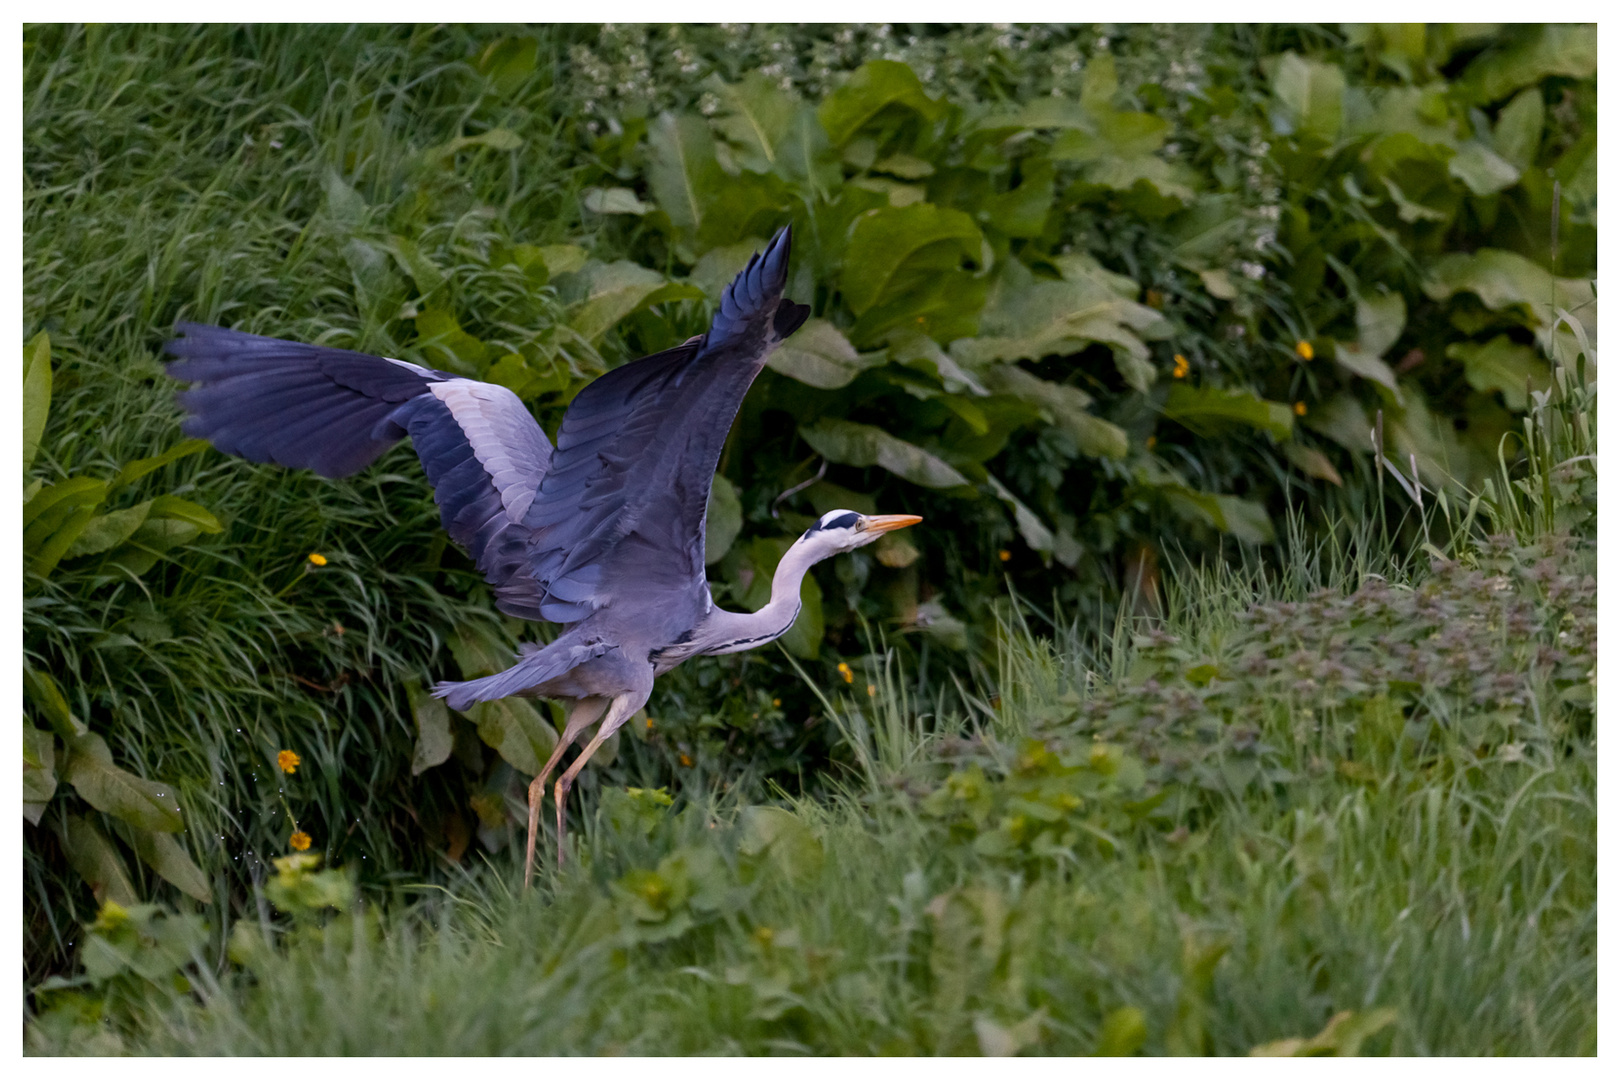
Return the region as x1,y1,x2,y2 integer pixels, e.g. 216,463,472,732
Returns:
864,514,923,534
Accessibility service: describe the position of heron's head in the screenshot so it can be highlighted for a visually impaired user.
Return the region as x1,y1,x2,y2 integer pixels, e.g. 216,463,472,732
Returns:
797,509,922,559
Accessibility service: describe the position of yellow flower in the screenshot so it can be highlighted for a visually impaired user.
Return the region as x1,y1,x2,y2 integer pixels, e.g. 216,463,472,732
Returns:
771,698,781,708
1294,401,1308,416
866,684,877,697
1146,435,1157,449
837,662,854,684
678,753,693,767
307,552,328,566
998,549,1012,562
289,830,312,851
1172,354,1190,379
1295,340,1314,361
277,749,300,774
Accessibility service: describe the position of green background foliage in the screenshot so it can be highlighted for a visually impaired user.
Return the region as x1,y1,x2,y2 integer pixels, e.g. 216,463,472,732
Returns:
23,23,1595,1053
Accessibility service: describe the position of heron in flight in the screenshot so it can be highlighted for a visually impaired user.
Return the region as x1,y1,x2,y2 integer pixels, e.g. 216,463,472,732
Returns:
166,227,920,885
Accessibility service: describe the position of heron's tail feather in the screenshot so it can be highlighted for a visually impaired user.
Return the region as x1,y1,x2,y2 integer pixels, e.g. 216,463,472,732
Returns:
433,638,615,712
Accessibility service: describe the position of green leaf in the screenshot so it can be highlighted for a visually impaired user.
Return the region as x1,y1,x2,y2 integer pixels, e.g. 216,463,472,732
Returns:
64,732,184,832
24,667,86,740
474,36,539,96
1163,384,1294,441
539,244,589,278
1492,88,1544,172
840,204,983,316
28,504,102,579
848,270,988,349
322,166,366,225
24,725,57,826
24,476,107,532
738,806,824,885
566,260,704,343
889,333,988,396
109,438,210,495
1447,335,1549,410
450,622,513,679
387,235,448,297
61,814,138,906
774,104,843,198
984,162,1055,238
817,60,944,147
766,318,875,390
128,829,212,903
704,474,743,566
646,111,725,245
709,72,798,173
1304,393,1375,455
583,187,650,215
64,500,153,560
414,307,490,370
1095,1006,1148,1056
1423,248,1593,339
469,697,558,776
799,418,970,490
1272,52,1345,142
407,681,453,776
23,331,51,476
1457,24,1596,105
978,364,1128,460
1448,141,1519,196
1163,486,1275,545
147,494,223,533
425,127,524,164
1356,291,1407,358
986,475,1055,556
1283,443,1344,486
1334,346,1401,397
951,262,1165,393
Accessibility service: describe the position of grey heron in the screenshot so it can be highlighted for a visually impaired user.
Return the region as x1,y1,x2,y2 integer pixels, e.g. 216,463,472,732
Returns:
166,226,921,885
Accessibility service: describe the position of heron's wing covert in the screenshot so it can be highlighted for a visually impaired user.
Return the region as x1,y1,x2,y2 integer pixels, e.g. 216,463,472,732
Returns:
166,323,554,619
521,226,809,625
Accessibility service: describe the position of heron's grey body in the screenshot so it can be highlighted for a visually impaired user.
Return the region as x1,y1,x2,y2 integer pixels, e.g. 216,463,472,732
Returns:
166,226,919,881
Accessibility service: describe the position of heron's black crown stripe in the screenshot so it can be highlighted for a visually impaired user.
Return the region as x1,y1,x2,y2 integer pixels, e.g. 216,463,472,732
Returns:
806,511,860,538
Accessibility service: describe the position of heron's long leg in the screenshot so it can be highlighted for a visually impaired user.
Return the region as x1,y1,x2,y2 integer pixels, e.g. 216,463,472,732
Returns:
554,691,646,868
524,696,608,890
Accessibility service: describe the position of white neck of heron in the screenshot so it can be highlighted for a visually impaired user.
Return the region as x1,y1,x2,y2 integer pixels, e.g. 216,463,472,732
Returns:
694,535,822,656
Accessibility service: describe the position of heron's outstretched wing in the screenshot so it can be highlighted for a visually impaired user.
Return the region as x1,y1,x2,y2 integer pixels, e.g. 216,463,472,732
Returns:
523,226,809,625
165,324,553,619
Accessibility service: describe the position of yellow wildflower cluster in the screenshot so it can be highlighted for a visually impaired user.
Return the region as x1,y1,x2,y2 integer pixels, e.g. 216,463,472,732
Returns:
307,552,328,566
836,662,854,684
289,830,312,851
277,749,300,774
1172,354,1190,379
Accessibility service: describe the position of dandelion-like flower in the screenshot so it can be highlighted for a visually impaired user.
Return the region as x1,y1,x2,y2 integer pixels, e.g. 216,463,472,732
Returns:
289,830,312,851
678,753,693,767
998,549,1012,562
277,749,300,774
307,552,328,566
1295,341,1314,361
1294,401,1308,416
1172,354,1190,379
837,662,854,684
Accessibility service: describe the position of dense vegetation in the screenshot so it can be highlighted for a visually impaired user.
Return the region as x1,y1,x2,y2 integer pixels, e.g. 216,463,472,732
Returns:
22,23,1595,1053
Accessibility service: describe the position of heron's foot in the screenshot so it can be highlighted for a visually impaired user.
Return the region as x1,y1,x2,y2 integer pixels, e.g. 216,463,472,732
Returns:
523,772,548,890
554,776,573,869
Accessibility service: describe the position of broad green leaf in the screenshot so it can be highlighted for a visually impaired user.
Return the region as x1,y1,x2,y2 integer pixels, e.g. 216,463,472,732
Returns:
1457,24,1596,105
1423,248,1594,340
848,270,988,349
951,262,1165,393
1356,291,1407,358
889,333,988,396
817,59,944,146
539,244,589,278
984,162,1055,238
64,732,184,832
738,806,824,885
566,261,704,343
407,681,453,776
147,494,223,533
1448,141,1519,196
1304,393,1375,455
323,167,366,225
24,667,86,740
1447,335,1549,410
583,186,650,215
128,828,212,903
64,500,153,559
1272,52,1345,142
1383,387,1485,489
986,475,1055,556
23,475,106,532
709,72,798,173
28,503,101,579
1492,88,1544,171
1096,1006,1148,1057
109,438,210,495
61,814,138,906
469,697,558,776
415,307,490,369
23,331,51,476
24,725,57,825
774,104,843,198
1283,443,1344,486
704,474,743,566
450,622,515,679
1333,346,1401,397
840,204,983,315
978,364,1129,460
1163,486,1275,545
695,170,790,252
1163,384,1294,441
387,235,447,297
646,111,724,242
799,418,970,490
1199,268,1238,300
99,517,206,579
425,127,524,164
766,318,875,390
474,35,539,95
23,477,42,504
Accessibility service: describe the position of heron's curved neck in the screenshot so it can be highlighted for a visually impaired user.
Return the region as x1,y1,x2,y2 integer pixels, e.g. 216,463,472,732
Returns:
695,537,821,656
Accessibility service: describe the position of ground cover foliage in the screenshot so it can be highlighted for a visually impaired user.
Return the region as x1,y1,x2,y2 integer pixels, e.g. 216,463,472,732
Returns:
22,23,1596,1052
